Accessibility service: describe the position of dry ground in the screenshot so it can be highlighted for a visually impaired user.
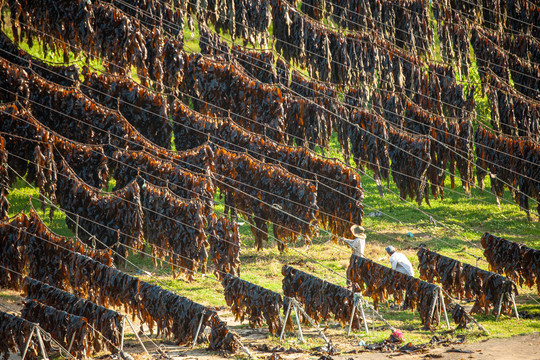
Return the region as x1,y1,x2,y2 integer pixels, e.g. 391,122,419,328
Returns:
2,289,539,360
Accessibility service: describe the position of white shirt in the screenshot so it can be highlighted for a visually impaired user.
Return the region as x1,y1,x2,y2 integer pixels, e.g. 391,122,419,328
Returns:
389,252,414,277
345,237,365,257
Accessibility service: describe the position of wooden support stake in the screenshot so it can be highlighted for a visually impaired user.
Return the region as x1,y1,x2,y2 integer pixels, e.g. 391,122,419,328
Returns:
440,288,490,335
439,288,450,329
511,293,519,320
120,316,125,351
125,316,149,355
428,288,439,324
496,292,505,321
191,311,206,349
375,176,384,197
469,313,491,335
362,298,394,331
292,304,305,344
279,300,293,342
75,215,79,239
291,299,332,349
436,297,441,325
240,344,254,359
490,175,502,210
35,327,49,360
358,296,369,335
347,301,357,336
21,326,36,360
372,306,375,334
348,293,369,336
67,332,76,354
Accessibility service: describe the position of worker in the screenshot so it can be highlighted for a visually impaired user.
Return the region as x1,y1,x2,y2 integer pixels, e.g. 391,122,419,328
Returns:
343,225,366,257
385,246,414,277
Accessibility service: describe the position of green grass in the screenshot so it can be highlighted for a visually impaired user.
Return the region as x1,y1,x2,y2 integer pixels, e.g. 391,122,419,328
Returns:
0,292,21,303
8,179,74,237
2,9,540,353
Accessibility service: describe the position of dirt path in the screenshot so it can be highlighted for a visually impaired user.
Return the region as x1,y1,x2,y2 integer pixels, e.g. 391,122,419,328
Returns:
154,332,540,359
136,315,539,360
186,332,539,360
438,334,540,360
2,289,539,360
329,334,540,360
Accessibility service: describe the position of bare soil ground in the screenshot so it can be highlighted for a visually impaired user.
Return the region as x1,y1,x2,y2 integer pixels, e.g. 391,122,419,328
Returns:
159,331,540,360
2,289,539,360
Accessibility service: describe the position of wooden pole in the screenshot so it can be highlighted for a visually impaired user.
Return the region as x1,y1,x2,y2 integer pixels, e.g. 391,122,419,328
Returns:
440,288,491,335
125,316,149,355
436,297,441,325
511,293,520,320
372,306,375,334
348,293,369,336
496,292,505,321
20,326,36,360
439,288,450,329
240,344,254,359
471,314,491,335
347,300,357,336
67,332,76,354
280,300,293,342
429,288,439,320
75,215,79,239
358,296,369,335
191,311,206,349
292,304,305,343
120,316,125,351
35,327,49,360
428,288,439,324
291,299,332,348
361,298,393,331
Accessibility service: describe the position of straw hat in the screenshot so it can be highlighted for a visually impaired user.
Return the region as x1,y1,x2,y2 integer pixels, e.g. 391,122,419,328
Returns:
350,224,366,238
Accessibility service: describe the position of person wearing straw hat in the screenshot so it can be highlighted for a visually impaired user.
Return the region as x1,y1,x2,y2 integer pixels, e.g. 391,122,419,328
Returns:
343,225,366,257
385,246,414,277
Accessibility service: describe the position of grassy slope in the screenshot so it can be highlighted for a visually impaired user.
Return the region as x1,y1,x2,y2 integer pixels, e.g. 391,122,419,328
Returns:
3,8,540,351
